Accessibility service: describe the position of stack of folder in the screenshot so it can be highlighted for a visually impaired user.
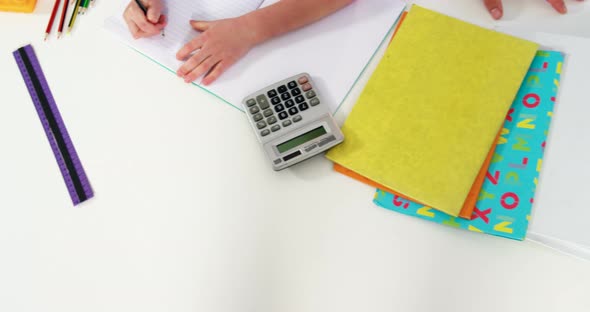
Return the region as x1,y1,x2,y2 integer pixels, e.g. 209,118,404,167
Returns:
327,5,565,240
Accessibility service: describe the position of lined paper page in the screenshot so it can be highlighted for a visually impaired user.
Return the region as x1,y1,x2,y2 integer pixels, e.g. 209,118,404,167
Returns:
106,0,406,112
105,0,264,70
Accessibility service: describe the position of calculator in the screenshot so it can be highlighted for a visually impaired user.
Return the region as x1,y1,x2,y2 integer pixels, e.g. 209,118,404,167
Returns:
242,73,344,171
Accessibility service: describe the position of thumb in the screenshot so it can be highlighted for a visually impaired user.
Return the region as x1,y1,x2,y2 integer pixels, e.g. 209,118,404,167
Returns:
190,20,210,32
146,2,163,24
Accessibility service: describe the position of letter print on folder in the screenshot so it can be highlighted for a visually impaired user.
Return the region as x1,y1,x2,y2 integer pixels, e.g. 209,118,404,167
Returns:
373,51,564,240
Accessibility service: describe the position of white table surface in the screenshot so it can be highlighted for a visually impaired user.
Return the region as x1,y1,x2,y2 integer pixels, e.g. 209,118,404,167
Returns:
1,0,589,311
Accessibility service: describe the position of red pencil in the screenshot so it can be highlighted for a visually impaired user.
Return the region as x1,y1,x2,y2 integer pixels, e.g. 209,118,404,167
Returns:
45,0,62,40
57,0,69,38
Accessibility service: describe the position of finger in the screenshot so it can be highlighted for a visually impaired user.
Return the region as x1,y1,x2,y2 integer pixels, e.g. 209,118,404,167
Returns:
183,55,221,83
157,14,167,26
177,49,211,77
202,61,231,86
146,1,163,23
124,13,143,39
176,36,205,60
483,0,503,19
190,20,210,32
133,14,164,35
126,4,163,35
546,0,567,14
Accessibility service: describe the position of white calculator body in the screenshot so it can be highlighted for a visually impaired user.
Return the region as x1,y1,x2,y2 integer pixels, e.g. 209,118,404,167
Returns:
242,73,344,171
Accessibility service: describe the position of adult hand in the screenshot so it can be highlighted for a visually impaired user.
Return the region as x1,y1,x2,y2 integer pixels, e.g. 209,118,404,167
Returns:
123,0,167,39
176,17,261,85
483,0,585,20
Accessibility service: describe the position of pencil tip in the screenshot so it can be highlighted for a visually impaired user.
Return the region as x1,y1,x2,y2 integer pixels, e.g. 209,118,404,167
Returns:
57,32,62,39
44,34,48,41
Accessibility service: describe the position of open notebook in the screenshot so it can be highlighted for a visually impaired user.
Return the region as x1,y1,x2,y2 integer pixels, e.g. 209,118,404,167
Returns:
104,0,406,112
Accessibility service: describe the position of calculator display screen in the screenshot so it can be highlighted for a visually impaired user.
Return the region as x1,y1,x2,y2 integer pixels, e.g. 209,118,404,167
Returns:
277,126,327,153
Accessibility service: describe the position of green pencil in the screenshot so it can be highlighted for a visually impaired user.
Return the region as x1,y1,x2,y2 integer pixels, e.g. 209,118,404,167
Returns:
67,0,82,33
80,0,89,14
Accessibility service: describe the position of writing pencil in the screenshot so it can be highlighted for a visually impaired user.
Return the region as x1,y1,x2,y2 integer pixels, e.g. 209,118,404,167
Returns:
44,0,61,40
134,0,165,37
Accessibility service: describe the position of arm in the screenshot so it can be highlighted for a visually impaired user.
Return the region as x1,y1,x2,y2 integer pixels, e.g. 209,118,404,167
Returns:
176,0,355,85
248,0,356,44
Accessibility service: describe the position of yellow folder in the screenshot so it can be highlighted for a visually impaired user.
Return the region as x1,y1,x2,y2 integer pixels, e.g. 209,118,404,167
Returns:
326,5,538,217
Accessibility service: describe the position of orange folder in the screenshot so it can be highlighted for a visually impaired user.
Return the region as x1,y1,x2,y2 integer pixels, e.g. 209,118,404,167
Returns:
334,131,499,219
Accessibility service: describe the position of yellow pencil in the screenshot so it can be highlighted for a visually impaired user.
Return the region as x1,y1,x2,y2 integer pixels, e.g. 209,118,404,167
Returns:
67,0,82,34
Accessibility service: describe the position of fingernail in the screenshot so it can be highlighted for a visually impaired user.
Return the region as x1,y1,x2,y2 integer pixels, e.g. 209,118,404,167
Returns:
491,8,502,20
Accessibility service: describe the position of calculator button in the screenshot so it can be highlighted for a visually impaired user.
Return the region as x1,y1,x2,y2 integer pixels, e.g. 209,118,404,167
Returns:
273,158,282,165
267,116,277,125
263,109,274,117
256,121,267,129
293,115,302,123
274,104,285,112
318,135,337,147
281,92,291,100
285,99,295,108
287,81,297,89
256,94,268,103
282,120,292,127
261,129,271,137
288,107,299,116
304,144,317,152
291,88,301,96
278,85,288,93
271,125,281,132
249,106,260,114
246,99,256,107
310,98,320,106
253,113,263,122
271,96,281,105
267,89,277,98
302,83,312,91
298,76,308,84
299,103,309,111
278,111,289,120
257,98,270,110
305,90,316,99
295,95,305,104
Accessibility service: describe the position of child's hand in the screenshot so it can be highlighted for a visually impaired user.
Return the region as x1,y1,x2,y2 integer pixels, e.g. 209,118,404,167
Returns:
175,17,261,85
123,0,167,39
483,0,585,20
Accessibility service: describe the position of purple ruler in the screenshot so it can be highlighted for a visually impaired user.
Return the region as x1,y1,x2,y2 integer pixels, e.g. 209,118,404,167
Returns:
13,45,93,205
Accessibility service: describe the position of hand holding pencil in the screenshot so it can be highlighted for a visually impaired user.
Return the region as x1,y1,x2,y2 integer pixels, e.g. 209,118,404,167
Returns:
123,0,166,39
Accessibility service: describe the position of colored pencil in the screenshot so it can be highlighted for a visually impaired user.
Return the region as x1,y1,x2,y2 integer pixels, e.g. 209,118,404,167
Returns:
80,0,89,14
57,0,69,38
67,0,82,34
44,0,62,40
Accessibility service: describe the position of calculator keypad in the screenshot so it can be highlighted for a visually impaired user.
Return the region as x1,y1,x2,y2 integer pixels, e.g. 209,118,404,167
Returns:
245,74,322,138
